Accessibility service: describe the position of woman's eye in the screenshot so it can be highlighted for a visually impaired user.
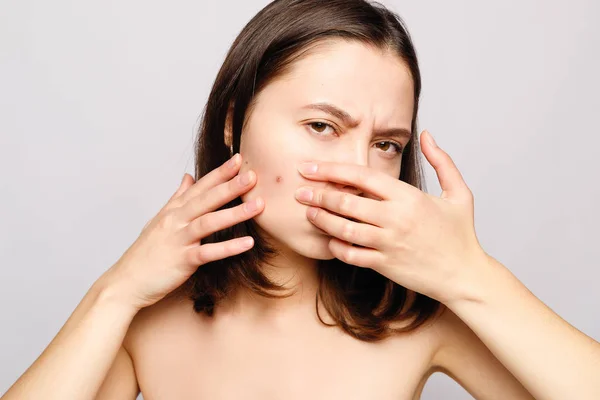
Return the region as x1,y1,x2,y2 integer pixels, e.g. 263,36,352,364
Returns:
307,121,336,136
375,141,403,155
306,121,403,156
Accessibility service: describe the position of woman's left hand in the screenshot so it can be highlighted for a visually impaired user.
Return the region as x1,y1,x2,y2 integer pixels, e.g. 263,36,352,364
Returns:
293,129,489,305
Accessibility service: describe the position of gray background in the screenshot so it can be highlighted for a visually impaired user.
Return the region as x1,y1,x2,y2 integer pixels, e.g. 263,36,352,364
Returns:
1,0,598,398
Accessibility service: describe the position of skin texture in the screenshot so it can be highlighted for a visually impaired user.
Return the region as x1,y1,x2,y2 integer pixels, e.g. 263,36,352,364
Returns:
221,39,414,320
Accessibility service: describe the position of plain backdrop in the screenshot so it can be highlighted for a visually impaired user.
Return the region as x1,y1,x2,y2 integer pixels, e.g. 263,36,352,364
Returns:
1,0,598,398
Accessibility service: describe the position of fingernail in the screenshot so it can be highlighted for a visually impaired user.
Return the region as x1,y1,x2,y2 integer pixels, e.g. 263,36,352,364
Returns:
239,170,254,185
244,197,262,212
241,237,254,248
228,153,240,168
295,187,313,201
297,162,318,174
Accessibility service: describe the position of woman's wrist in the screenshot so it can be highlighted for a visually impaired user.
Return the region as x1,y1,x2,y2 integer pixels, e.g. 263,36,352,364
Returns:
443,251,507,311
92,269,142,317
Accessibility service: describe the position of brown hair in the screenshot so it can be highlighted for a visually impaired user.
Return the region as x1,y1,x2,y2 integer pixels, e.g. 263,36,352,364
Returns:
182,0,444,342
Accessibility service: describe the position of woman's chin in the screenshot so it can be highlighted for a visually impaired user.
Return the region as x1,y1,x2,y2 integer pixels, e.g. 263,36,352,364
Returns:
253,216,337,260
295,232,337,260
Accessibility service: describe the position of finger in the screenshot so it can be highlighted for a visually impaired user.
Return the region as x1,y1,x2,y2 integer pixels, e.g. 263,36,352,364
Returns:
178,153,242,206
420,130,471,202
296,161,421,201
185,236,254,266
328,237,384,269
151,174,195,227
306,206,383,249
178,196,264,244
295,186,386,227
167,173,195,205
177,169,257,223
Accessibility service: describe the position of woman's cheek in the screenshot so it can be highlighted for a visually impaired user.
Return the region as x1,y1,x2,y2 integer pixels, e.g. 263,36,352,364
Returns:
238,126,315,206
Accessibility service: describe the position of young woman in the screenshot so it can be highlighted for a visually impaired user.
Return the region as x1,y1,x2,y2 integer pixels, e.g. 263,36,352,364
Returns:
3,0,599,399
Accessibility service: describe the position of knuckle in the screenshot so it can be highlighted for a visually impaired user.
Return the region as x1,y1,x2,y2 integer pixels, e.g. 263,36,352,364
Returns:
184,247,197,265
168,195,185,210
339,193,353,214
157,209,178,230
173,187,199,209
314,189,323,205
341,247,354,264
193,215,214,238
187,218,202,239
192,247,207,266
341,221,354,241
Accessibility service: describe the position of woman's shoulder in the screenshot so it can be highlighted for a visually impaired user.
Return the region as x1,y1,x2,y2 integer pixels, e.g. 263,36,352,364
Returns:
122,285,201,354
121,286,451,361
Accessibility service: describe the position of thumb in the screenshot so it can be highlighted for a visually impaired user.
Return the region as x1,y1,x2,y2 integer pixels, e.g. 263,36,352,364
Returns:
420,130,471,202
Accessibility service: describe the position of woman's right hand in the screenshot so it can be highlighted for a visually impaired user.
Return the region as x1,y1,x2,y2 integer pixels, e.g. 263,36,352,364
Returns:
99,153,263,311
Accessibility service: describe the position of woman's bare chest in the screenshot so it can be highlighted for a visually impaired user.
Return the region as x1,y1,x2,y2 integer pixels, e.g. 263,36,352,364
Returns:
129,311,434,400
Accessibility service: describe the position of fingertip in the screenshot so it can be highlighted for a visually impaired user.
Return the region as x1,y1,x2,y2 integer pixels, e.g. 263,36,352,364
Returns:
227,153,241,169
240,236,254,249
424,130,438,148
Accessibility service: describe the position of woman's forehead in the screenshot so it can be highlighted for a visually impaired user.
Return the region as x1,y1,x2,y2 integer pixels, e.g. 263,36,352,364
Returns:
257,41,414,126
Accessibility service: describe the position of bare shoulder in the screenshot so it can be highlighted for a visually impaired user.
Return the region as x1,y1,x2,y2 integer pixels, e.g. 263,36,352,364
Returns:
426,305,535,399
122,285,199,355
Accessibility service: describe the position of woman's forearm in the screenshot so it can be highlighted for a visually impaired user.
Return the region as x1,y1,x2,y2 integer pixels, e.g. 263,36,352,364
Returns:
447,255,600,400
2,274,139,400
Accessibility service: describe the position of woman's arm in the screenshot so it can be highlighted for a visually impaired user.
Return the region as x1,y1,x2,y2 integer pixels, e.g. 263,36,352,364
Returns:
2,162,261,399
439,253,600,400
1,273,140,400
94,345,140,399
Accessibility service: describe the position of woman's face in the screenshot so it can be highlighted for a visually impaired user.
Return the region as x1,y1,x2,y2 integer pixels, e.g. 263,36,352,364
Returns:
234,39,415,261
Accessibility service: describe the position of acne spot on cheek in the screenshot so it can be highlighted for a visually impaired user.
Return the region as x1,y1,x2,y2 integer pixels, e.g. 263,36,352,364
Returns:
276,176,282,183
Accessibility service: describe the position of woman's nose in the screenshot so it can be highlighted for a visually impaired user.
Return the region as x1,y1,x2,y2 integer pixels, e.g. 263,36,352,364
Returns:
328,151,384,201
326,139,369,196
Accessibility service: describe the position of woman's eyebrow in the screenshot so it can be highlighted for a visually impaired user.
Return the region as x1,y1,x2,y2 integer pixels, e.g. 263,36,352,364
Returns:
300,102,412,140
